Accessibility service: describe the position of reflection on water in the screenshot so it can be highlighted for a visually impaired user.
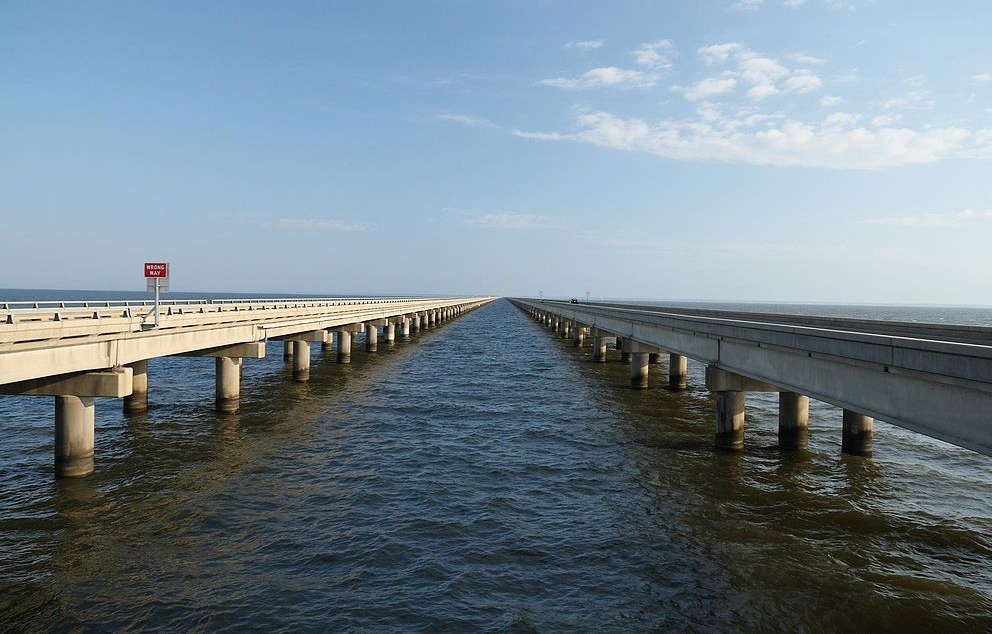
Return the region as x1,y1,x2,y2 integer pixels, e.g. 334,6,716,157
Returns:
0,298,991,630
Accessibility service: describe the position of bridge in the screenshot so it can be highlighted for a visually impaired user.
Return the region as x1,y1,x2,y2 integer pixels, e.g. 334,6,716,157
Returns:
511,298,992,458
0,296,494,477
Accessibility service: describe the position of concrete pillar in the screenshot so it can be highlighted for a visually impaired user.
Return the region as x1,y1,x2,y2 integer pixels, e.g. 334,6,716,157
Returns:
400,319,410,338
124,359,148,414
386,322,396,343
216,356,241,413
366,324,378,352
573,325,585,347
594,334,609,363
715,391,745,451
322,330,333,352
283,340,294,362
669,354,688,390
55,395,95,478
337,331,352,363
293,340,310,381
778,392,809,450
560,320,570,339
649,353,661,365
630,352,650,389
619,338,630,363
842,410,873,456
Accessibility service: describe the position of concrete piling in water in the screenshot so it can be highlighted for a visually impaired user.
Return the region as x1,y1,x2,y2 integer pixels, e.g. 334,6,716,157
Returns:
778,392,809,450
842,410,873,455
715,391,746,451
124,359,149,414
216,356,241,412
55,395,95,478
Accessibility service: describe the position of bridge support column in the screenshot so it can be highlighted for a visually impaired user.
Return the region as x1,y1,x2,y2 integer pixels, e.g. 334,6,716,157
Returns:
715,391,745,451
293,340,310,381
322,330,333,352
283,340,294,361
842,410,873,456
55,395,95,478
618,337,630,363
124,359,148,414
573,325,585,347
669,354,688,390
778,392,809,450
366,325,378,352
649,353,661,364
386,322,396,343
337,331,352,363
593,331,609,363
216,356,242,412
631,352,650,389
400,318,411,338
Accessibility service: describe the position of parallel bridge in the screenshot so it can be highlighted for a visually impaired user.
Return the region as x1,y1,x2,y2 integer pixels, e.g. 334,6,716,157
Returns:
1,296,494,476
511,298,992,458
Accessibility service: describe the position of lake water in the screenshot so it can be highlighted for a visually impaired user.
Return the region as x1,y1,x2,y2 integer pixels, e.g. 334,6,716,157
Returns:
1,293,991,631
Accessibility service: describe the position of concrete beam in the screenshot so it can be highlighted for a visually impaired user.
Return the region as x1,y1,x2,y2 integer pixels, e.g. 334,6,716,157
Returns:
275,330,326,343
180,342,266,359
705,367,781,393
0,368,133,398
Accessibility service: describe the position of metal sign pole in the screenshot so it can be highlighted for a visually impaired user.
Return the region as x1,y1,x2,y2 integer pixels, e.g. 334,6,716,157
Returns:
154,278,161,327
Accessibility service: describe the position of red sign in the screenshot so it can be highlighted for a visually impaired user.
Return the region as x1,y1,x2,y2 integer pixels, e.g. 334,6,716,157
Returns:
144,262,169,278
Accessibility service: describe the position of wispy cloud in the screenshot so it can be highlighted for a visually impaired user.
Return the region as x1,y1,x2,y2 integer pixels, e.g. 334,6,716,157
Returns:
276,218,369,231
437,113,498,128
516,109,978,169
971,73,992,84
862,209,992,228
465,212,551,229
633,39,676,70
537,66,660,90
565,40,604,50
679,74,738,101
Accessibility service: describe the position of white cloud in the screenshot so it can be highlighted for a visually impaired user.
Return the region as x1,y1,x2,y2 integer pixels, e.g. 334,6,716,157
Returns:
277,218,369,231
871,114,900,126
699,43,745,65
822,112,860,127
863,209,992,228
565,40,605,50
694,43,822,101
971,73,992,84
517,109,979,169
437,113,497,128
537,66,659,89
747,84,779,100
740,56,790,86
784,69,823,92
633,39,676,70
735,0,764,9
821,95,845,108
465,213,550,229
680,74,738,101
783,0,808,6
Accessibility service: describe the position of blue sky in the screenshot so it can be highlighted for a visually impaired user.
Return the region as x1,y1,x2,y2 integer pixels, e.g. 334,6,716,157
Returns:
2,1,991,303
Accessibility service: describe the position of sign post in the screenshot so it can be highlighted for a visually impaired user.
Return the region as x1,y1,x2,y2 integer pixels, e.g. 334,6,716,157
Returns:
143,262,169,327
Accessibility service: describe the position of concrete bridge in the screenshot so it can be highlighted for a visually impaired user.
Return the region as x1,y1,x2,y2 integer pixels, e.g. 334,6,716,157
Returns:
511,298,992,458
0,296,494,477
